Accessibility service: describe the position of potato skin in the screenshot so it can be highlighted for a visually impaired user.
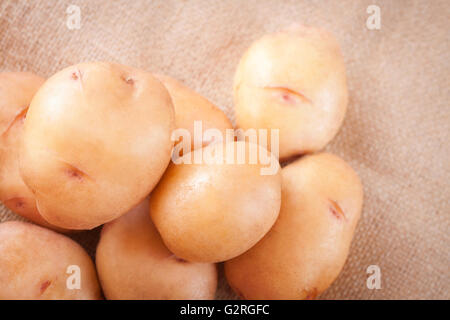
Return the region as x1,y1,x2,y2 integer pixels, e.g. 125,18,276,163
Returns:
0,72,66,231
150,141,281,263
155,74,233,151
225,153,363,299
96,198,218,300
234,25,348,160
0,221,101,299
20,62,175,230
0,72,44,135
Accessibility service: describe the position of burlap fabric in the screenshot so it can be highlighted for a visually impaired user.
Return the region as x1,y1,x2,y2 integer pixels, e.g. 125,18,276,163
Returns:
0,0,448,300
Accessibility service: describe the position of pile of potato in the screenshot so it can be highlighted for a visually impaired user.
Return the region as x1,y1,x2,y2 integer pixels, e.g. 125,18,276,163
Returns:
0,25,363,300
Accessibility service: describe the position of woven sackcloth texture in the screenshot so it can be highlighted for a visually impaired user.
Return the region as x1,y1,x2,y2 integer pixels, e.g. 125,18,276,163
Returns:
0,0,449,299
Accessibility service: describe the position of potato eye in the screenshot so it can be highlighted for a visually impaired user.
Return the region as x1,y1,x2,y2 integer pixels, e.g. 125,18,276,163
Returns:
39,280,51,295
121,75,135,85
64,165,86,181
263,86,311,105
329,199,346,220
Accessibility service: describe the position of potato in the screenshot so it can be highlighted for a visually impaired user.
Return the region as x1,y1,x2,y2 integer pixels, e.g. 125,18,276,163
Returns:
234,25,348,160
155,74,233,152
20,62,175,230
96,198,217,299
150,140,281,263
0,72,44,135
0,221,101,299
0,72,65,231
225,153,363,299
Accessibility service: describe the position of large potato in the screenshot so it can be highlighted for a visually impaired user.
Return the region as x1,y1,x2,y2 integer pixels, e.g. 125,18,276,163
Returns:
225,153,363,299
20,62,175,230
155,74,233,152
0,221,101,299
234,25,348,160
150,141,281,263
96,198,217,299
0,72,64,231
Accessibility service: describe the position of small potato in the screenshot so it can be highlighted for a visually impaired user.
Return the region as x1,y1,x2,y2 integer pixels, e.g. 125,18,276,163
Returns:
0,72,65,231
0,221,101,299
20,62,175,230
155,74,233,151
225,153,363,299
150,141,281,263
234,25,348,160
96,198,218,300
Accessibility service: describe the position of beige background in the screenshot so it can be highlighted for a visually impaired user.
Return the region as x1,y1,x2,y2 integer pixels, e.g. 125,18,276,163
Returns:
0,0,449,299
